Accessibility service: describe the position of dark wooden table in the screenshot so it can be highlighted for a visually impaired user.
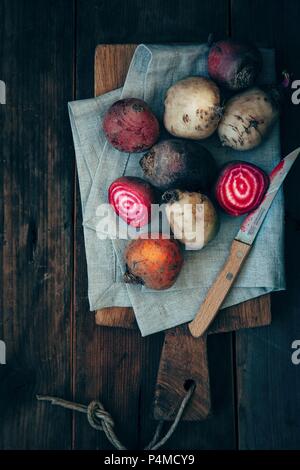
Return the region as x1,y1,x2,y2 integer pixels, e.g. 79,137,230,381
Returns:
0,0,300,450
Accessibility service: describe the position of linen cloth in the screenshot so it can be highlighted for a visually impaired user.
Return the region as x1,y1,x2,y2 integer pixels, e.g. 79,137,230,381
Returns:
68,43,285,336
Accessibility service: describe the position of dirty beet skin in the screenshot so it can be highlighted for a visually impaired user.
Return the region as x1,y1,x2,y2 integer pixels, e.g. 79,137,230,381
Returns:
124,236,183,290
140,139,217,192
103,98,160,153
208,38,262,91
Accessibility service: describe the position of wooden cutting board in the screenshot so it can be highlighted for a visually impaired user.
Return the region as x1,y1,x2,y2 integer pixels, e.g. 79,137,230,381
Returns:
94,44,272,421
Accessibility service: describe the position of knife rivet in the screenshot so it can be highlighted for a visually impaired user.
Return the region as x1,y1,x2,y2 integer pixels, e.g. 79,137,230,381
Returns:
237,250,244,258
226,272,233,280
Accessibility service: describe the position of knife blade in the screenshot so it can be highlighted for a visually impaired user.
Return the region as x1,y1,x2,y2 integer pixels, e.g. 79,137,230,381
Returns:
189,147,300,338
235,147,300,245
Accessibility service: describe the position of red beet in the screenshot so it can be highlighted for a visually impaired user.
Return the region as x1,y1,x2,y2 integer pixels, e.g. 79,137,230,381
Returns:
103,98,160,153
208,39,262,91
108,176,155,227
140,139,217,192
215,162,269,216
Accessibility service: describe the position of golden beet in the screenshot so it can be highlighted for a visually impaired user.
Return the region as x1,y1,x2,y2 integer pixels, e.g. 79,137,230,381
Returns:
124,235,183,290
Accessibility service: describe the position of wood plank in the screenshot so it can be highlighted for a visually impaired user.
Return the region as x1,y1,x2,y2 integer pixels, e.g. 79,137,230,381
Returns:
96,294,271,333
232,0,300,449
149,333,237,449
209,294,271,334
0,0,74,449
95,307,137,329
154,327,211,421
75,0,236,449
94,43,137,335
95,44,137,96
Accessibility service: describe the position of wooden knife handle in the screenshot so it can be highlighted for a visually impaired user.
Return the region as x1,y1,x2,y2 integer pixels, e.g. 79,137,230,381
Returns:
189,239,252,338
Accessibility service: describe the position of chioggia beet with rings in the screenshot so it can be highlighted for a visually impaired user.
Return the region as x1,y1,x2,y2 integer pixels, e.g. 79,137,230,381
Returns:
108,176,155,227
215,161,269,216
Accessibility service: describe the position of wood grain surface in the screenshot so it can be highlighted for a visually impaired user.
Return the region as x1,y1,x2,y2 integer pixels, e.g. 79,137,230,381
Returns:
232,0,300,450
154,326,211,421
1,0,300,451
0,0,74,449
94,44,137,334
94,44,137,96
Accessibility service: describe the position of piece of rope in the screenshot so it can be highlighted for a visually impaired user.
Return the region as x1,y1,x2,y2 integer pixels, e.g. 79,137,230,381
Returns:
36,382,195,450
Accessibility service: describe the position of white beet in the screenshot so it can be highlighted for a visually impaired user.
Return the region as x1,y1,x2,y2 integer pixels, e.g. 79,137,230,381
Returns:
163,190,219,250
164,77,221,140
218,87,279,151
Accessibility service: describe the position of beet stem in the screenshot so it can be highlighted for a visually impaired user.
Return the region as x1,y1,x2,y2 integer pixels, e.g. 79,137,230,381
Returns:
123,269,143,285
162,190,179,204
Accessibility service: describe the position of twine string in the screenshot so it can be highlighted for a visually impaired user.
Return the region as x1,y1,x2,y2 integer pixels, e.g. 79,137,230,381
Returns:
36,382,195,450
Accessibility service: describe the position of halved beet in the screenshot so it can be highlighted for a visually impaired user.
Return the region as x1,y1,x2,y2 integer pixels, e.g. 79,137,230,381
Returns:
215,161,269,216
108,176,155,227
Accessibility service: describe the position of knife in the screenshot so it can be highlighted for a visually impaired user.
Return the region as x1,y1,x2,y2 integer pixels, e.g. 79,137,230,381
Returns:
189,147,300,338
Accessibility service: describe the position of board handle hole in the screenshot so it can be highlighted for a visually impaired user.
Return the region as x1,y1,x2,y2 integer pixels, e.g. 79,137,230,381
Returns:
183,379,196,391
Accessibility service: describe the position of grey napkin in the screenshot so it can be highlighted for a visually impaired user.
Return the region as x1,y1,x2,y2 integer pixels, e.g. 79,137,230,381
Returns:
68,43,285,337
